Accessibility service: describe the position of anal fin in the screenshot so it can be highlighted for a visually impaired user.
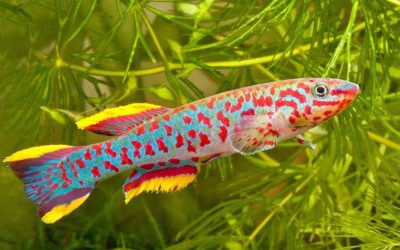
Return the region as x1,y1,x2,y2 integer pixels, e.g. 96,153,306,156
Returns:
123,161,197,204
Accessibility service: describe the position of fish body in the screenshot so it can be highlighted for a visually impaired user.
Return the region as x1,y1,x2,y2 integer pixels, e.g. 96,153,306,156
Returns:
4,78,359,223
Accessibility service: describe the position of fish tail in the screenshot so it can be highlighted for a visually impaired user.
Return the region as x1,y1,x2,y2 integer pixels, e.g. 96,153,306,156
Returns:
4,145,94,223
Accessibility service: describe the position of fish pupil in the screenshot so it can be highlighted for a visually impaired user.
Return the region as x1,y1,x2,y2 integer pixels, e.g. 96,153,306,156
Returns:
313,84,329,97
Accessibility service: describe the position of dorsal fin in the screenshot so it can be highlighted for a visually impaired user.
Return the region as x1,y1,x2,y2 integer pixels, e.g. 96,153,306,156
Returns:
76,103,170,136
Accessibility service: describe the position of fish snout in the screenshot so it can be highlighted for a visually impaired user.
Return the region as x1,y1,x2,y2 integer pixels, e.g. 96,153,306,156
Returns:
332,81,360,97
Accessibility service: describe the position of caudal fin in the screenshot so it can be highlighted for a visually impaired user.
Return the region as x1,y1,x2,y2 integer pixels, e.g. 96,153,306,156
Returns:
4,145,94,223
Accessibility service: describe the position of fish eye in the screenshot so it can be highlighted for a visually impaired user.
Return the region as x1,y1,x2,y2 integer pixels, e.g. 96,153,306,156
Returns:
312,83,329,98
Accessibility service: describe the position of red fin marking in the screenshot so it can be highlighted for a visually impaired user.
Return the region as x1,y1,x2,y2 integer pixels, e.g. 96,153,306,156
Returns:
123,166,197,193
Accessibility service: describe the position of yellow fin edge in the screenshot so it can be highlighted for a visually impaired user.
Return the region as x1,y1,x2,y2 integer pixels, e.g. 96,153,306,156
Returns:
4,145,72,163
76,103,162,130
41,194,90,224
125,175,196,204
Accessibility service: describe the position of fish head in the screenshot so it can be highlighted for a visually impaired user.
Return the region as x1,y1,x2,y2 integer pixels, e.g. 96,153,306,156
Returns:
277,78,359,128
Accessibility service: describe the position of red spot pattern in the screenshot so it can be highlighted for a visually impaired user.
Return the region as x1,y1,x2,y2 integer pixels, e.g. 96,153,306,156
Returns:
76,159,85,169
145,142,155,156
198,112,212,128
312,100,339,107
92,144,102,156
279,88,307,103
304,105,312,115
131,141,142,159
69,163,78,178
207,98,216,109
121,147,133,165
289,116,296,124
156,138,169,153
199,133,211,147
297,82,310,92
163,114,171,121
91,166,101,178
183,115,192,124
324,110,333,116
168,158,180,164
241,108,255,116
176,133,184,148
189,104,197,111
164,124,173,136
230,96,244,113
141,163,155,170
149,120,159,132
252,92,258,107
188,130,196,138
265,96,273,106
187,140,196,152
105,142,117,158
136,126,145,136
84,149,92,160
225,101,232,112
59,161,72,186
275,99,297,110
292,110,301,118
257,96,266,107
104,161,119,173
313,116,321,121
270,86,276,95
217,111,230,126
218,126,228,142
245,93,251,101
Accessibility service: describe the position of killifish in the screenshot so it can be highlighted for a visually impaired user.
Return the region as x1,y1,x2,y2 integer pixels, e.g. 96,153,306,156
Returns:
4,78,359,223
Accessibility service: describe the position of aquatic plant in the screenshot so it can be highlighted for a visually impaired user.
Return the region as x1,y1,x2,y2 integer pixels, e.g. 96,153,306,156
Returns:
0,0,399,249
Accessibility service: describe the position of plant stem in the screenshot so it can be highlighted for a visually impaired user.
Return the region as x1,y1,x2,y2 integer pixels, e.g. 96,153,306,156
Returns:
246,174,314,245
367,131,400,151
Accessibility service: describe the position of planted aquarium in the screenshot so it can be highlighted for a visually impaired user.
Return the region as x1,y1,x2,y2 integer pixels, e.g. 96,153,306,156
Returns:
1,1,399,249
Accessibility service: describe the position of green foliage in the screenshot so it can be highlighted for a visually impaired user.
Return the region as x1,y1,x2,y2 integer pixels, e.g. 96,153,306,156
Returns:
0,0,400,249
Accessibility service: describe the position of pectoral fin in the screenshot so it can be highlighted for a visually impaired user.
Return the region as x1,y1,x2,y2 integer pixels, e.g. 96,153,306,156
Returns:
230,112,291,155
295,135,315,150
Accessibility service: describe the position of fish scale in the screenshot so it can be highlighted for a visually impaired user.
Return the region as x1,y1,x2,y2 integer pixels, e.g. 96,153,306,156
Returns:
4,78,359,223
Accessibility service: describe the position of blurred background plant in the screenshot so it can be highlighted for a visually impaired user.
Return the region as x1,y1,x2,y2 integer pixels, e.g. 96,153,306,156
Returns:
1,0,400,249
